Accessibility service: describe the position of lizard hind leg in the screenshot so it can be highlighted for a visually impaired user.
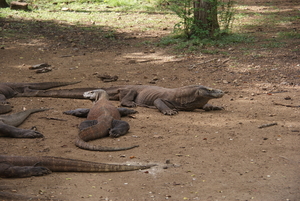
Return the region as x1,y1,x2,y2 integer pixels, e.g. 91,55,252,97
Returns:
79,120,98,130
109,119,130,137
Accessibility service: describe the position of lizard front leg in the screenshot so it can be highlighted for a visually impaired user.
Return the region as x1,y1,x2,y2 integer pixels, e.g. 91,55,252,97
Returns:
63,108,90,118
119,89,138,107
153,99,178,115
0,163,51,178
117,108,138,117
202,103,224,111
0,122,44,138
109,119,130,137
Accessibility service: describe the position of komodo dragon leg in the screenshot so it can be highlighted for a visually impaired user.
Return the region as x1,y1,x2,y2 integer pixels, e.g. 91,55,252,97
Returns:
0,162,51,178
64,108,137,137
119,89,138,107
63,108,91,118
0,122,43,138
0,108,50,138
153,98,178,115
202,103,224,111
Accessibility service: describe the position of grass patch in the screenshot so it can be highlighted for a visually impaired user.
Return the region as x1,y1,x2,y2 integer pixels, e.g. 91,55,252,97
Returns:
278,31,300,39
157,33,254,53
0,0,297,55
261,41,286,48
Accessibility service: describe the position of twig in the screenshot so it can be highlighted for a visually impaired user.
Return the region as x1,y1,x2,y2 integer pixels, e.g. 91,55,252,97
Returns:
279,155,300,164
274,102,300,108
258,122,278,129
196,58,217,65
39,117,67,121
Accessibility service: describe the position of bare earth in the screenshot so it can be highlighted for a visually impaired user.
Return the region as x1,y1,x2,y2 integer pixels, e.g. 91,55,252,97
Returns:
0,0,299,200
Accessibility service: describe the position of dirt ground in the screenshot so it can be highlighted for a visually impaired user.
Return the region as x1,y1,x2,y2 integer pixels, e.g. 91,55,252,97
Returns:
0,0,300,200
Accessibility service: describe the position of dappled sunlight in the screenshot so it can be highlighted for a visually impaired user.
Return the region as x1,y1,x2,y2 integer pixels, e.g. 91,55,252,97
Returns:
115,51,185,64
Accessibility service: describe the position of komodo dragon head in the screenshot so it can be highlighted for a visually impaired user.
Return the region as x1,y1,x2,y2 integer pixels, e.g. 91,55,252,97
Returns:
83,89,109,102
196,86,224,99
173,85,224,110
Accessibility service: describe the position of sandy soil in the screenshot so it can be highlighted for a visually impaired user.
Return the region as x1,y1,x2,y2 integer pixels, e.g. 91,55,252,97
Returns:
0,0,299,200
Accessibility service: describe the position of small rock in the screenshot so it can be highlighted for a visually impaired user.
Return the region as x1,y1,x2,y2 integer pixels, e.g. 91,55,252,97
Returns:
280,82,289,85
128,60,136,64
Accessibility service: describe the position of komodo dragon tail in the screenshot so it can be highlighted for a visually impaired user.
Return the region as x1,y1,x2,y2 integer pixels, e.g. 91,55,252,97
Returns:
9,81,81,91
75,137,139,151
0,155,154,172
26,88,99,99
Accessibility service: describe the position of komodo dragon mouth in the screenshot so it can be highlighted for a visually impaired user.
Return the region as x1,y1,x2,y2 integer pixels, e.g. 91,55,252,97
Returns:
199,87,224,98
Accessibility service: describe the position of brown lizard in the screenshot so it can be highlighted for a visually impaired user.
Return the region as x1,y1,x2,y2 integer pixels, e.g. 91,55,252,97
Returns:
64,89,138,151
0,108,50,138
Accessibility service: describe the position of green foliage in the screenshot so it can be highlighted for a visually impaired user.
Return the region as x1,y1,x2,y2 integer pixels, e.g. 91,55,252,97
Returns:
278,31,300,39
160,0,235,39
158,33,253,53
261,41,286,48
218,0,235,32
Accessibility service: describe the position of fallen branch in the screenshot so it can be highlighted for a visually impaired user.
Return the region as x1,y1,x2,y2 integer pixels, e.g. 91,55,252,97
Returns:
267,91,288,94
258,122,278,129
196,58,217,65
39,117,67,121
273,102,300,108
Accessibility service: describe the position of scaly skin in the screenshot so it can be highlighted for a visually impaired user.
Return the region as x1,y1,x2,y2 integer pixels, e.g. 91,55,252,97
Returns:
0,155,155,178
0,108,50,138
71,90,138,151
0,81,80,138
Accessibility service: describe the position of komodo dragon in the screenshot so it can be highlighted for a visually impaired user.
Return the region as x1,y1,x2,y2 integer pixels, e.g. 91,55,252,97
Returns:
0,108,50,138
0,155,154,178
25,85,225,115
0,81,85,138
64,89,138,151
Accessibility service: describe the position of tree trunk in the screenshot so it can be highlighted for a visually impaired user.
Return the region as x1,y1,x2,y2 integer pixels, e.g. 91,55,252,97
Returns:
193,0,220,38
0,0,9,8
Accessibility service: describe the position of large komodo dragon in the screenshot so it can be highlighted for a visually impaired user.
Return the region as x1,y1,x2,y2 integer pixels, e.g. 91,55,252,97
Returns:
0,81,83,138
24,84,225,115
0,155,154,178
64,89,139,151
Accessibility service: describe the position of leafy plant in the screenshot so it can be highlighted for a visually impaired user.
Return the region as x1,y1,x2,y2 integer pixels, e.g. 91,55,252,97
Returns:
160,0,236,39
